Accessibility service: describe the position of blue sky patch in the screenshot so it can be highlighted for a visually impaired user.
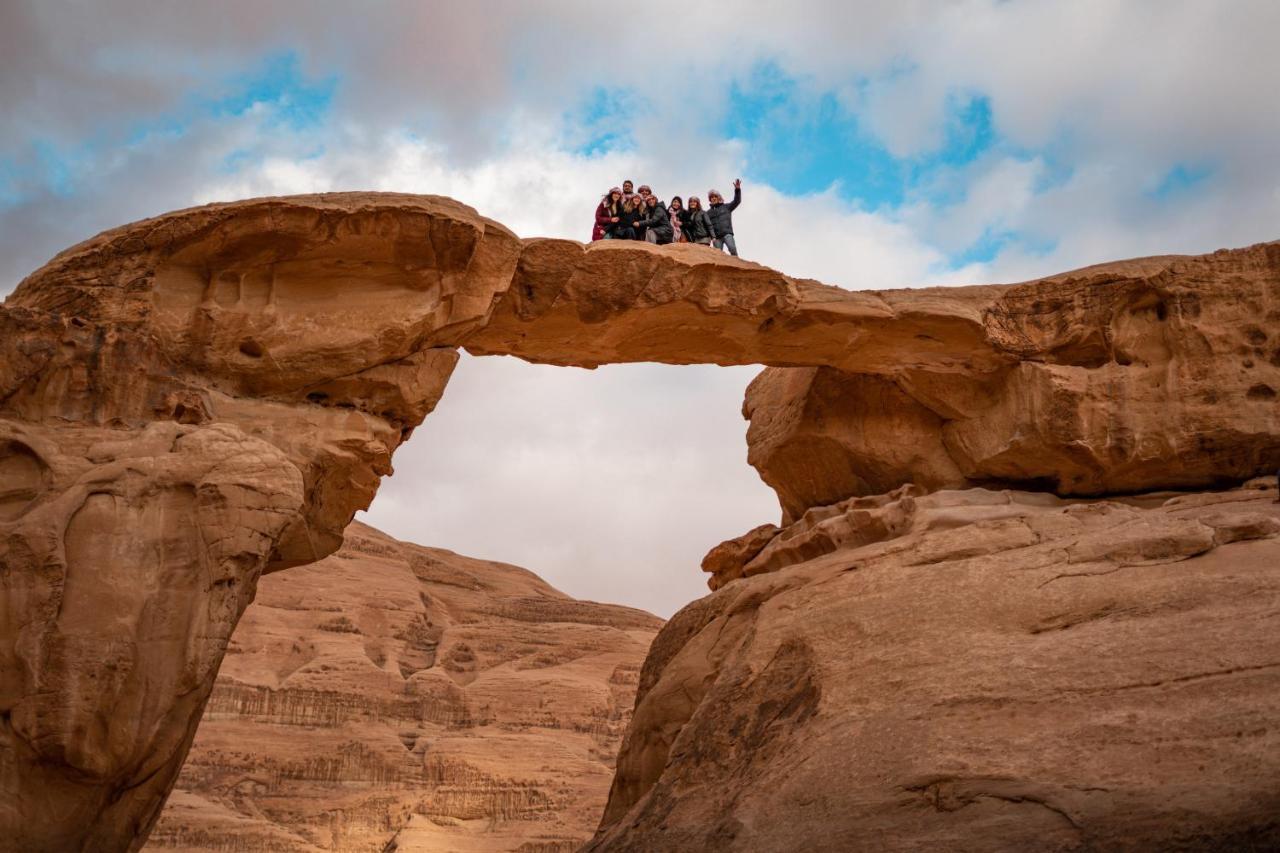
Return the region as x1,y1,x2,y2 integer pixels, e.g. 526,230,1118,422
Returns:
723,62,905,208
937,93,996,167
203,51,337,130
1150,162,1213,199
949,228,1058,270
4,51,340,202
950,227,1017,267
566,87,647,156
721,63,1012,214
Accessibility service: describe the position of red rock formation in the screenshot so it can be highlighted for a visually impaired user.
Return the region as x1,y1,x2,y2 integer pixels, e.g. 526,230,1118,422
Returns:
2,195,511,852
143,522,659,852
7,194,520,567
0,417,305,850
594,477,1280,851
745,245,1280,522
2,193,1277,850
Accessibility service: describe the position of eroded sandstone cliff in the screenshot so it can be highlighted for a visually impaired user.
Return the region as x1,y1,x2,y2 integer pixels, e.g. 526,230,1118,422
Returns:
743,245,1280,522
595,477,1280,851
143,521,659,853
2,195,516,852
2,192,1277,850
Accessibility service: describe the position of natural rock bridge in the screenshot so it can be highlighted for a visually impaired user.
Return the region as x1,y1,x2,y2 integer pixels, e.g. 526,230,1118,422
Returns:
1,193,1277,850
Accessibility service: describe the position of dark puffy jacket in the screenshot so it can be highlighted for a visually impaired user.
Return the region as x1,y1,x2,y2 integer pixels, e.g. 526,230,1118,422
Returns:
707,186,741,237
681,208,712,241
618,203,645,238
639,200,674,243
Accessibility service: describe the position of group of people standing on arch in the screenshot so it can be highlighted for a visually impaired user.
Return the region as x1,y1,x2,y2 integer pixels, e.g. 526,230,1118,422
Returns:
592,178,744,256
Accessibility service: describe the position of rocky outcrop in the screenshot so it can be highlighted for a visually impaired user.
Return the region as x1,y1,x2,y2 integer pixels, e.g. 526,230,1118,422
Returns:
595,477,1280,851
143,521,659,853
1,192,1277,849
1,195,511,852
745,246,1280,522
461,238,1002,375
0,418,305,850
5,194,520,568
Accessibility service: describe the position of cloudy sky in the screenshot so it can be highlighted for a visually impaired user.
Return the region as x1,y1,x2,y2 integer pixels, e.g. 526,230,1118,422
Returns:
4,1,1279,616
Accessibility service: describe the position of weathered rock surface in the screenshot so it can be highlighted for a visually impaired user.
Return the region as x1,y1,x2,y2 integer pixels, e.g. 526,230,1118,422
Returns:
595,477,1280,852
2,192,1278,849
143,521,659,853
0,418,306,851
2,194,514,851
461,238,1003,375
746,245,1280,522
6,193,521,568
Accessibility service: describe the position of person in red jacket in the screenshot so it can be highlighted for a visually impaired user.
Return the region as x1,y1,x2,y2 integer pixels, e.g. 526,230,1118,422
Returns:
593,187,622,241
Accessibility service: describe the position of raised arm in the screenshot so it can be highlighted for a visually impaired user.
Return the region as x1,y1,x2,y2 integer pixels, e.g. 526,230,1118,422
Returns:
728,181,742,212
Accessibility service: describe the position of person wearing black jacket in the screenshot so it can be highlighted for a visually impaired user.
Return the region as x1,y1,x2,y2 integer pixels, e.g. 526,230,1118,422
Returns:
707,179,742,256
612,195,641,240
640,194,674,244
682,196,713,245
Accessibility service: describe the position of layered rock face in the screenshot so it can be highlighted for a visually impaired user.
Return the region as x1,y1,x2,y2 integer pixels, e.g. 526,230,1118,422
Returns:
744,245,1280,522
595,478,1280,851
2,192,1277,850
1,195,517,851
6,194,522,568
0,418,304,849
144,521,659,853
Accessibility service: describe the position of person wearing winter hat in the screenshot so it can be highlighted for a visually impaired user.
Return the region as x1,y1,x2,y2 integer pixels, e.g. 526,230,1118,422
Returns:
640,193,674,245
682,196,713,245
707,178,743,256
593,187,623,241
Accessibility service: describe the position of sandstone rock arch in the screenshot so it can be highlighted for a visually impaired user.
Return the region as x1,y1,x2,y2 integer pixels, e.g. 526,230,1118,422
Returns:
1,192,1277,850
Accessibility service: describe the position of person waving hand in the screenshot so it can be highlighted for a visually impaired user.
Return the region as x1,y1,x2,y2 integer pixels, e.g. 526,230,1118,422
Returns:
708,178,743,256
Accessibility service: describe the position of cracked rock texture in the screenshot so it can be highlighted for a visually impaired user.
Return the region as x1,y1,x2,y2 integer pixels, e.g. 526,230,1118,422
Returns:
744,244,1280,522
2,195,511,851
0,417,305,851
144,522,659,853
594,478,1280,851
2,193,1278,850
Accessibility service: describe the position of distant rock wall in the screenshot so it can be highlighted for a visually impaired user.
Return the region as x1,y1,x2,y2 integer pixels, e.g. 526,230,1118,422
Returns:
144,522,659,853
